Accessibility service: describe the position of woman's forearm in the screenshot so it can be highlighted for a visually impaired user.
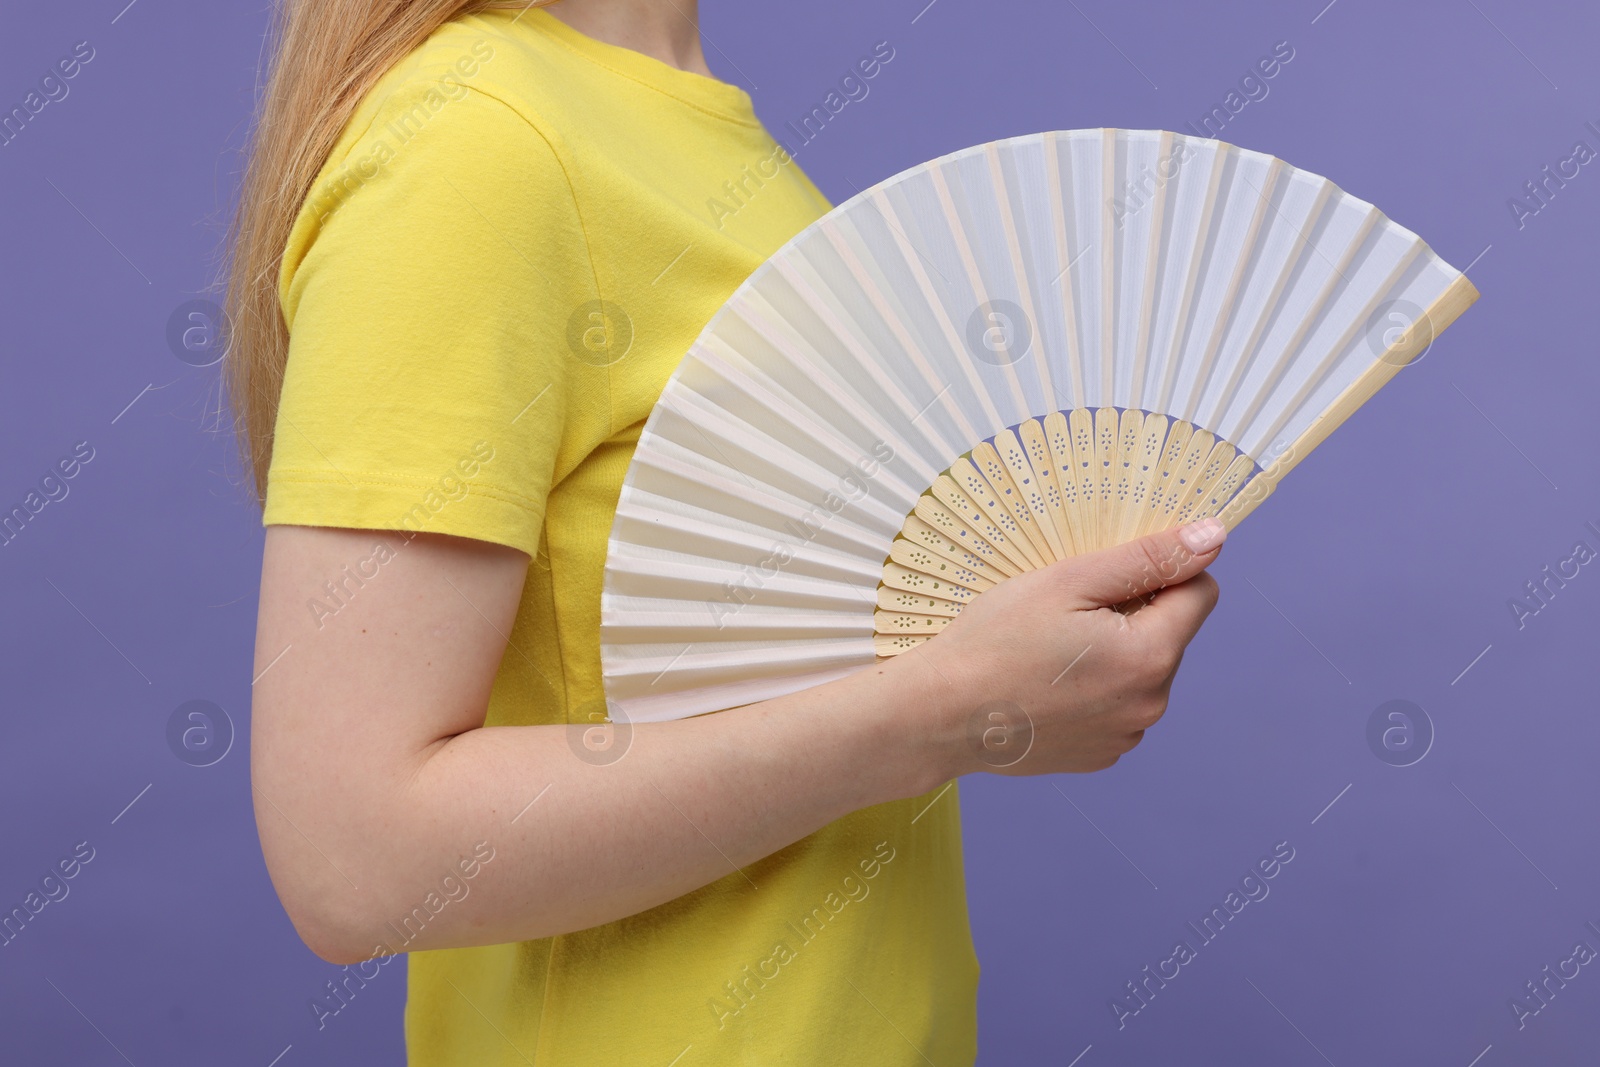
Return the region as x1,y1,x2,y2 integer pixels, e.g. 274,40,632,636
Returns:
276,652,960,965
253,521,1222,966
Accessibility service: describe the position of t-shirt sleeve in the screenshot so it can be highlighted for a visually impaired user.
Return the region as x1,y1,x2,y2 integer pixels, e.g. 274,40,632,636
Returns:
261,80,590,560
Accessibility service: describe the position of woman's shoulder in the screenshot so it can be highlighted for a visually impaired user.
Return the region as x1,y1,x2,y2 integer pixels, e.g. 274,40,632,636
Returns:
340,16,564,159
279,20,590,331
380,8,642,145
288,16,583,257
378,15,543,118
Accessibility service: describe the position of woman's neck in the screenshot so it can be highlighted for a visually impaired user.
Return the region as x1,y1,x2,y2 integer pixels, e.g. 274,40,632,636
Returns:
538,0,713,79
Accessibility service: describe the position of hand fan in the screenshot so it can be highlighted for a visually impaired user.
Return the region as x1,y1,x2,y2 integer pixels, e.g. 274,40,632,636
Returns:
601,128,1478,723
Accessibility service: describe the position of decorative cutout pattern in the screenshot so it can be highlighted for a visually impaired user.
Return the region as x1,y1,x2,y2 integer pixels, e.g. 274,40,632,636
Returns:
871,407,1259,656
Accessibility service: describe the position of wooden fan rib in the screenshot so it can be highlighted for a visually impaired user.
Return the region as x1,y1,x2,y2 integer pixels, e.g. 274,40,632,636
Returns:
1153,141,1231,416
1109,408,1144,538
874,633,932,656
1019,418,1079,556
1089,407,1118,552
994,428,1067,561
909,498,1024,577
883,546,993,606
784,235,972,457
693,342,927,498
895,513,1013,581
902,508,1011,575
1149,428,1216,533
945,462,1048,571
888,537,997,591
1115,412,1170,545
877,584,967,616
1132,417,1195,539
1066,134,1108,406
929,158,1033,420
1044,130,1089,406
1127,131,1175,412
1196,177,1339,436
1070,408,1102,549
1248,238,1426,457
658,385,914,534
1172,439,1238,527
967,442,1058,565
1219,205,1384,447
1219,270,1478,529
1043,410,1091,554
1199,454,1257,520
713,300,934,492
880,560,988,599
1177,156,1287,426
1101,127,1118,404
874,611,954,636
625,450,889,559
868,184,1010,434
987,141,1060,414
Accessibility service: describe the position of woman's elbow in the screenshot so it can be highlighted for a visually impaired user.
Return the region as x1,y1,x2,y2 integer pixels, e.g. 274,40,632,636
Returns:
263,860,380,965
254,798,391,966
309,935,385,969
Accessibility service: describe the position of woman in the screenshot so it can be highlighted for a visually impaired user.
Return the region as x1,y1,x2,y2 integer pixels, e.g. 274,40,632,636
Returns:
228,1,1226,1062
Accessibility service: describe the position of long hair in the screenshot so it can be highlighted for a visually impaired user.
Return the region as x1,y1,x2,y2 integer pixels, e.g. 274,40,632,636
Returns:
221,0,551,504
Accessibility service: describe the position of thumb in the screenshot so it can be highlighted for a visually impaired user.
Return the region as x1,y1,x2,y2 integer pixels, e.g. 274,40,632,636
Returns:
1055,517,1228,609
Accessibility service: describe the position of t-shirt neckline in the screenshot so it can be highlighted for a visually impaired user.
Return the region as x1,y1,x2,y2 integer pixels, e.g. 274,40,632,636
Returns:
521,7,760,125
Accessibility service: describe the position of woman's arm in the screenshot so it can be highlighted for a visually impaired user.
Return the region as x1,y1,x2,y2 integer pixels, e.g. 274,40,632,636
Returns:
251,519,1223,965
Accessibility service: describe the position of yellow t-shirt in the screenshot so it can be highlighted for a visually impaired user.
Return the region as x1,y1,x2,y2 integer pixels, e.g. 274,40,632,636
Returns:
262,8,978,1064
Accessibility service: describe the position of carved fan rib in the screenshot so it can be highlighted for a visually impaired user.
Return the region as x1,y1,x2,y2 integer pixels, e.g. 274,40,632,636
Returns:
871,409,1261,655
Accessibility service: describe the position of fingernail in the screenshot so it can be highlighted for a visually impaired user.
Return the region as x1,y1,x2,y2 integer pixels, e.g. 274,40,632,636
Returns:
1178,517,1227,554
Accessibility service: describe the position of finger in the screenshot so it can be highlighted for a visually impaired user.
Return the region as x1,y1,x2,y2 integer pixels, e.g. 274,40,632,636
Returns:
1054,518,1227,610
1127,571,1221,650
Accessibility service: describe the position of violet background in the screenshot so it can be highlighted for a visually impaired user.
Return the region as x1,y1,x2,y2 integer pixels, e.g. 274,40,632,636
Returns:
2,0,1597,1063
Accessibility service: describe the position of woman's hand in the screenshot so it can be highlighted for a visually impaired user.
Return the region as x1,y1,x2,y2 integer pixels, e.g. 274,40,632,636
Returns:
896,518,1226,779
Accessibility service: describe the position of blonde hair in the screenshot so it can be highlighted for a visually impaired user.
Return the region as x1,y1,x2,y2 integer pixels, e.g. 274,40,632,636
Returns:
220,0,553,504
